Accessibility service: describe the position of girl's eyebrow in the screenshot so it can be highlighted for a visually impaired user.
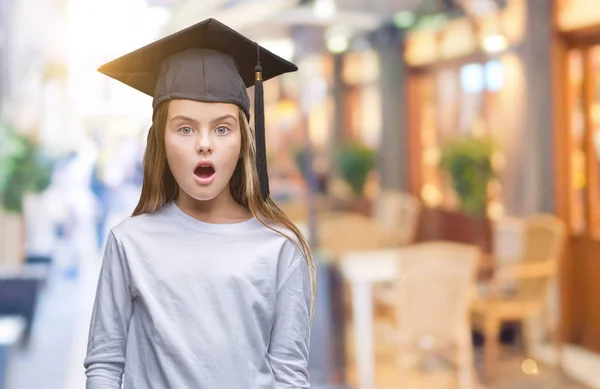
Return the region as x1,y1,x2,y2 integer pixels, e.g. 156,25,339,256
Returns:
170,115,198,125
210,114,238,125
169,114,238,126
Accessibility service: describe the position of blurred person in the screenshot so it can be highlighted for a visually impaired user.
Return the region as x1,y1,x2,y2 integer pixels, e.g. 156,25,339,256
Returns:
62,136,98,277
22,190,60,266
83,19,316,389
99,138,143,247
90,159,109,249
54,139,99,278
90,129,110,249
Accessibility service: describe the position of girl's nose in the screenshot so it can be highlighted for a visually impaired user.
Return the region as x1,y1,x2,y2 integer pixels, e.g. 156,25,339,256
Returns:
195,132,213,154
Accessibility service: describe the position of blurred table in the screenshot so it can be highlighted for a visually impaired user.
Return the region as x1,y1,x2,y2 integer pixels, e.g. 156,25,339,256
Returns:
338,246,493,389
339,249,398,389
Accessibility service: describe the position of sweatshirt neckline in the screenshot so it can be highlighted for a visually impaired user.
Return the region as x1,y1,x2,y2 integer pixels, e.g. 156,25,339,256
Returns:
165,201,261,233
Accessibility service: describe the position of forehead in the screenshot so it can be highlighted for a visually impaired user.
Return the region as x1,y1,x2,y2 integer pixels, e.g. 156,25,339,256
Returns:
167,99,239,122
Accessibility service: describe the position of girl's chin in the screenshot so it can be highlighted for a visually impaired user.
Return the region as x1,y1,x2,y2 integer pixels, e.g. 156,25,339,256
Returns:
179,183,228,202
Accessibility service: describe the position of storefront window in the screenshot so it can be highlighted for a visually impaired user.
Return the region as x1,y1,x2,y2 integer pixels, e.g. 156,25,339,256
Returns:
436,68,459,142
419,75,444,207
341,50,381,145
459,62,485,135
484,60,504,92
460,63,484,93
587,46,600,237
564,45,600,238
568,50,587,233
417,59,507,216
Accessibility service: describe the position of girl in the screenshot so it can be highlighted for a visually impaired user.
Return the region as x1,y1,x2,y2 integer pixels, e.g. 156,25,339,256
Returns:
84,18,316,389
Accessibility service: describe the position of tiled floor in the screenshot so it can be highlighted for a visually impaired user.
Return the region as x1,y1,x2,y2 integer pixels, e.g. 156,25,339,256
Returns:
4,274,79,389
479,349,588,389
342,333,590,389
5,245,100,389
5,270,83,389
345,357,588,389
532,343,600,389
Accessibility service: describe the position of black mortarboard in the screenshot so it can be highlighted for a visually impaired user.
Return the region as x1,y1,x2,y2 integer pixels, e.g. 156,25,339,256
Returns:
97,18,298,201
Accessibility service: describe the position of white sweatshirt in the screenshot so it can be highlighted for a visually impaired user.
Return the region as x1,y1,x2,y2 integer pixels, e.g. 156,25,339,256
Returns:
84,201,311,388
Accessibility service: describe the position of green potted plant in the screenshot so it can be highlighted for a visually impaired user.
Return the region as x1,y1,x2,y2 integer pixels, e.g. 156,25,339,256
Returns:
333,143,375,214
335,143,375,197
0,123,55,266
439,134,497,217
0,126,55,214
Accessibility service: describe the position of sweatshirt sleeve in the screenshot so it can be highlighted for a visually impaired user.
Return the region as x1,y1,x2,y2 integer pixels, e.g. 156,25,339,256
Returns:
268,255,312,388
84,231,134,389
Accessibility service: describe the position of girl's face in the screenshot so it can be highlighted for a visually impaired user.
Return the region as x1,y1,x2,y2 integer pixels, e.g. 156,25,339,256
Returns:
165,99,242,202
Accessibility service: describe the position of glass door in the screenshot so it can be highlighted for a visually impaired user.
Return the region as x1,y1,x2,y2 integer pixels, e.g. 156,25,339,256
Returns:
587,45,600,238
566,44,600,239
567,49,587,234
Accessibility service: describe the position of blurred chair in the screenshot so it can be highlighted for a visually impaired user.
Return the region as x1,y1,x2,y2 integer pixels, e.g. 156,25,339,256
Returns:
376,242,481,389
294,210,400,257
304,210,410,356
278,201,309,223
491,216,525,266
328,177,356,207
373,190,421,247
278,195,332,225
477,217,526,299
471,214,567,380
371,190,421,317
316,212,401,258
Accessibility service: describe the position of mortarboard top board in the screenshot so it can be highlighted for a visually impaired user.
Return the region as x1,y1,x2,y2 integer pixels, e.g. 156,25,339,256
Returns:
97,18,298,112
97,18,299,201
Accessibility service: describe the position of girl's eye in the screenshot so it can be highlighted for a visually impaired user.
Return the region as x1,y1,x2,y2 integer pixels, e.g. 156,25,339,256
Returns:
178,126,193,135
215,126,230,135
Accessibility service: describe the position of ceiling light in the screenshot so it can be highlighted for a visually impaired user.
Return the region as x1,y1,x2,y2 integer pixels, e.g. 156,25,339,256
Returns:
326,34,349,54
482,34,508,53
313,0,336,20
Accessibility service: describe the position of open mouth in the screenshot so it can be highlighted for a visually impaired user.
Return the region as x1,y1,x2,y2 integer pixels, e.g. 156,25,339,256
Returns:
194,163,215,179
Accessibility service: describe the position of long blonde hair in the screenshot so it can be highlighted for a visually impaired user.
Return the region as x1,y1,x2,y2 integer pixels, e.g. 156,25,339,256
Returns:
132,101,317,320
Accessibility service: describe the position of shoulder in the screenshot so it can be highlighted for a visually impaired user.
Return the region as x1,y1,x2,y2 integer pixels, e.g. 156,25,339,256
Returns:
256,220,304,256
254,220,309,282
109,204,172,245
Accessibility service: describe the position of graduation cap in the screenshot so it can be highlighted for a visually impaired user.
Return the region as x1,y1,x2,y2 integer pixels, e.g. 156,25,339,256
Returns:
97,18,299,201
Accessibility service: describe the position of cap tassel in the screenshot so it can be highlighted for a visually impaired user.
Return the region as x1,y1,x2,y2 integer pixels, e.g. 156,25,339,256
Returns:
254,49,269,201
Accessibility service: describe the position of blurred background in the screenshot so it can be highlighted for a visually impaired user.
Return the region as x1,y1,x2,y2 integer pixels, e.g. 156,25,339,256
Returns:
1,0,600,388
